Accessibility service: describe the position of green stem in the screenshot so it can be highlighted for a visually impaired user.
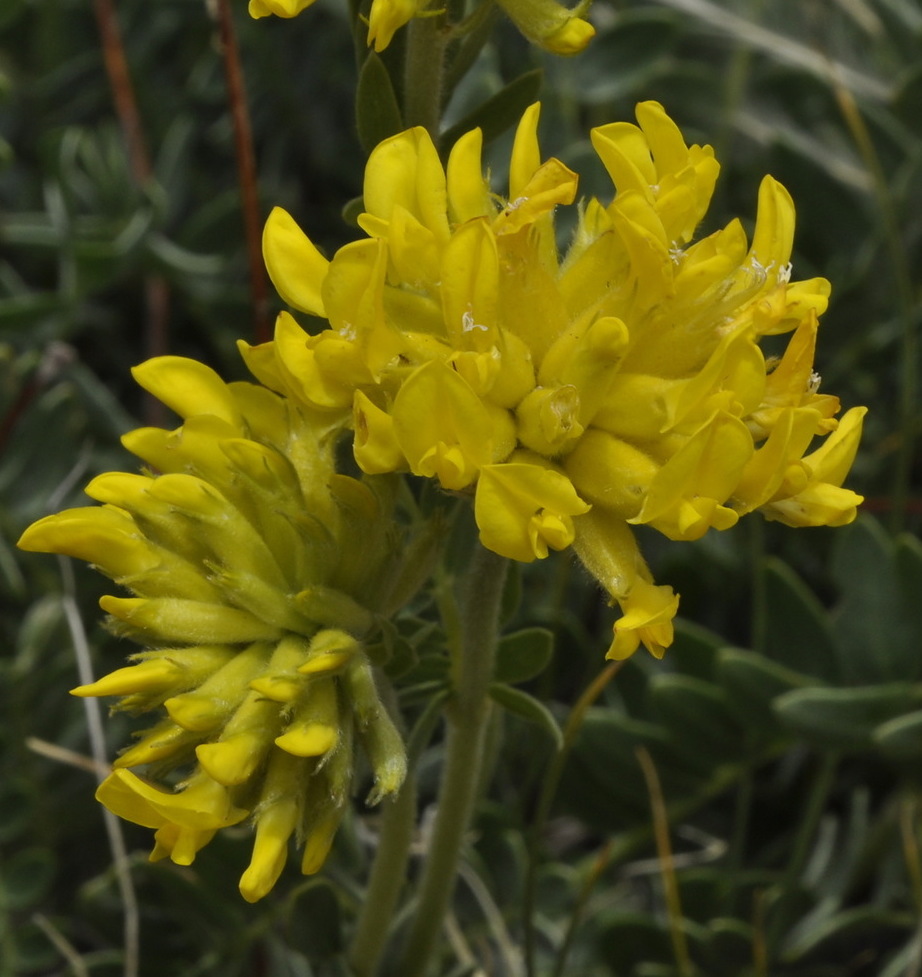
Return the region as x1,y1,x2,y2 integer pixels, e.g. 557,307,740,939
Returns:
348,770,419,977
398,545,508,977
403,12,448,135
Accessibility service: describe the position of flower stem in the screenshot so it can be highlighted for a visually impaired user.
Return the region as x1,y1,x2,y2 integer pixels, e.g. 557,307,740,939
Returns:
398,545,507,977
348,770,419,977
403,12,448,136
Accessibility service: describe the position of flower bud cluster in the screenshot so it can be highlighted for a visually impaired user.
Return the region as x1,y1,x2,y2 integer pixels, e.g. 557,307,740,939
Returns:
19,357,415,901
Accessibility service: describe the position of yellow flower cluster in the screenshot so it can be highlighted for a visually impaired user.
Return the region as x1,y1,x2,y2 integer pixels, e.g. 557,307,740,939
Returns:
249,0,594,56
18,358,416,901
257,101,865,660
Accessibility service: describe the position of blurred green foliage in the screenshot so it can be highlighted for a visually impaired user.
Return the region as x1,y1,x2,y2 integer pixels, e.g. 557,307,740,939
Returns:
1,0,920,974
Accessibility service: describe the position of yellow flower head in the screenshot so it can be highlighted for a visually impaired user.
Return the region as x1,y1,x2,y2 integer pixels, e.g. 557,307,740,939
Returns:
250,0,594,55
259,101,866,660
18,357,416,902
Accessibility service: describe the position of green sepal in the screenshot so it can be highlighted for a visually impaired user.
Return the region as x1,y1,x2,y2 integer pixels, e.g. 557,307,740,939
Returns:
439,69,544,157
488,682,563,750
494,626,554,685
342,196,364,228
356,53,404,157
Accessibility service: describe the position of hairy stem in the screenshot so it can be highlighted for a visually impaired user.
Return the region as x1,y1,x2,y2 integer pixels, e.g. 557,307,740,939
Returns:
348,770,419,977
403,13,448,136
398,545,507,977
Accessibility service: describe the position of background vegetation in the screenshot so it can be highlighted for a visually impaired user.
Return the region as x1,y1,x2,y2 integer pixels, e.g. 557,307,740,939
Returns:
1,0,920,974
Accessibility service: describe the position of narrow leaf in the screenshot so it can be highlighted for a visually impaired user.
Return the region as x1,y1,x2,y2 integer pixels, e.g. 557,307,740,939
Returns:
356,53,404,157
439,70,543,156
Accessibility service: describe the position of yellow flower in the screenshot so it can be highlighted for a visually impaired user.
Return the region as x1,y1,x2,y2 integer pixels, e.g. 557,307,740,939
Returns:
250,0,593,54
367,0,430,52
18,356,418,902
259,101,865,660
494,0,595,55
248,0,317,18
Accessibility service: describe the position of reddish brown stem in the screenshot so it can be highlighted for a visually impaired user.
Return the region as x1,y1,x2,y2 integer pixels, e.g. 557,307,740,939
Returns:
92,0,151,185
215,0,271,344
92,0,171,428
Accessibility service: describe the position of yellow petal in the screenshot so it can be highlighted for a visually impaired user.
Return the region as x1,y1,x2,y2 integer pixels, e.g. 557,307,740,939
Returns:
440,218,500,351
564,429,658,519
392,361,500,490
745,176,795,287
363,128,449,242
514,384,584,456
630,413,753,541
573,509,679,659
607,578,679,660
494,157,579,237
300,806,346,875
366,0,423,51
475,459,589,562
71,657,183,698
542,14,595,54
239,797,298,902
275,723,338,757
131,357,242,426
97,768,247,831
17,506,154,579
164,692,228,732
494,0,594,55
275,675,340,756
761,406,866,527
248,0,317,17
196,732,271,787
509,102,543,201
732,406,821,513
262,207,329,316
446,128,492,224
150,822,215,866
353,390,406,474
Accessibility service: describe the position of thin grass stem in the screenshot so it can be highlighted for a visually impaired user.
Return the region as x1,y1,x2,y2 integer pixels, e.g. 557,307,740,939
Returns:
91,0,170,426
59,556,140,977
214,0,271,344
636,745,694,977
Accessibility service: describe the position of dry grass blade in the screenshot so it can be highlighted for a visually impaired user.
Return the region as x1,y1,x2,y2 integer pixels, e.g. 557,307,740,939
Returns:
635,745,694,977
